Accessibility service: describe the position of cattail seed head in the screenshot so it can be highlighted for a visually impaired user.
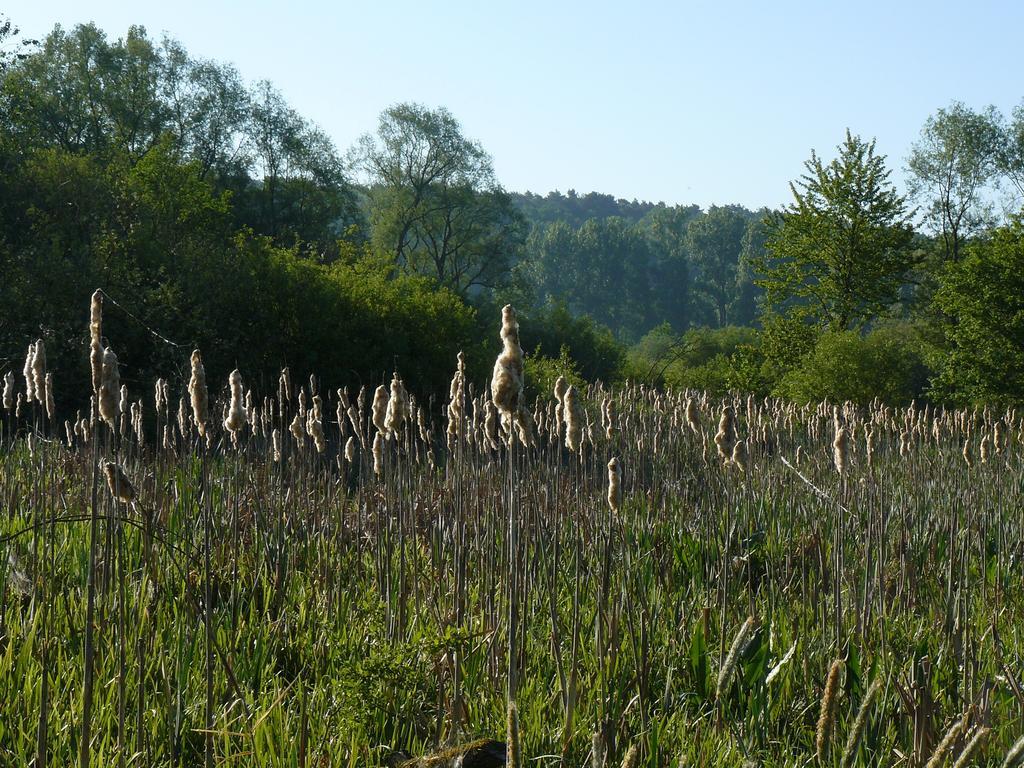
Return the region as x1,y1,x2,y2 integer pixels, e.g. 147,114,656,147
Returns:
731,439,748,472
384,373,409,439
833,426,850,475
271,428,282,461
685,397,700,433
564,385,584,454
372,431,384,476
30,340,46,404
371,384,389,435
224,369,248,435
102,460,136,504
344,436,356,464
816,659,844,761
44,372,55,420
714,406,736,461
491,304,524,417
607,457,622,512
23,343,36,402
3,371,15,410
97,347,120,429
188,350,209,437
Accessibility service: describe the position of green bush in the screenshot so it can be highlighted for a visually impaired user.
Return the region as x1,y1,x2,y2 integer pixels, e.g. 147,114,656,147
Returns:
773,325,930,405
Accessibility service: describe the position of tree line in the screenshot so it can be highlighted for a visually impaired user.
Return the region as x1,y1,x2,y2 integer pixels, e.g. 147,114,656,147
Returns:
2,19,1024,407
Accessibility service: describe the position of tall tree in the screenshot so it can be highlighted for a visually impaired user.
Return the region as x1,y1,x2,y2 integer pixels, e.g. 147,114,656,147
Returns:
685,205,750,327
998,100,1024,201
357,103,524,294
907,102,1003,262
758,130,915,332
932,216,1024,404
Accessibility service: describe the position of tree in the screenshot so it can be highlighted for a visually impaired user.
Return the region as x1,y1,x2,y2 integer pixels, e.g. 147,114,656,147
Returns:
686,205,750,327
907,102,1003,262
758,130,916,332
640,204,699,330
357,103,525,294
998,100,1024,201
932,216,1024,405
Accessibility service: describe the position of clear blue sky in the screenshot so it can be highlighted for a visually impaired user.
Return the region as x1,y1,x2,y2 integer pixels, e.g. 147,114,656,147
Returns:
11,0,1024,209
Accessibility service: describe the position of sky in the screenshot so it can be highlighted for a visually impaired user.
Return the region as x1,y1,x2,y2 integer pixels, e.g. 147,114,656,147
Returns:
9,0,1024,210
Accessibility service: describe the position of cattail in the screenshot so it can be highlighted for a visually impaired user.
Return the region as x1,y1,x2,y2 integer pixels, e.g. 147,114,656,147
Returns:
926,716,965,768
23,343,36,402
177,396,190,441
899,429,911,457
833,426,849,475
980,434,991,464
102,460,136,504
816,659,844,762
607,457,622,512
31,340,46,404
278,367,292,405
731,439,748,472
90,340,104,397
188,350,209,437
513,405,537,449
564,385,584,454
344,436,356,464
371,384,388,435
717,615,756,699
602,396,616,441
962,438,974,468
307,395,326,453
289,412,304,446
2,371,13,410
993,421,1006,454
271,428,282,461
685,397,700,433
154,378,166,414
89,289,102,342
384,373,409,439
224,369,248,435
89,290,104,393
372,431,384,476
714,406,736,461
865,428,875,467
447,351,467,450
342,405,357,440
1005,735,1024,768
65,420,74,447
619,745,638,768
840,679,881,768
951,727,989,768
491,304,524,418
553,375,568,438
484,400,500,451
97,348,120,429
44,373,55,420
119,384,130,438
163,425,173,452
506,701,521,768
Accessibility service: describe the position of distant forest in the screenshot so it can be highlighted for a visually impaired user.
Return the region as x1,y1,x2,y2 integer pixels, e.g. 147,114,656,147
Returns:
2,20,1024,408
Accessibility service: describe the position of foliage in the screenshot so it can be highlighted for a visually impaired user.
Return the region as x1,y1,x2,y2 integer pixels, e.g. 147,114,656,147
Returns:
758,131,916,332
931,216,1024,405
356,103,526,294
773,324,930,405
907,101,1003,262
